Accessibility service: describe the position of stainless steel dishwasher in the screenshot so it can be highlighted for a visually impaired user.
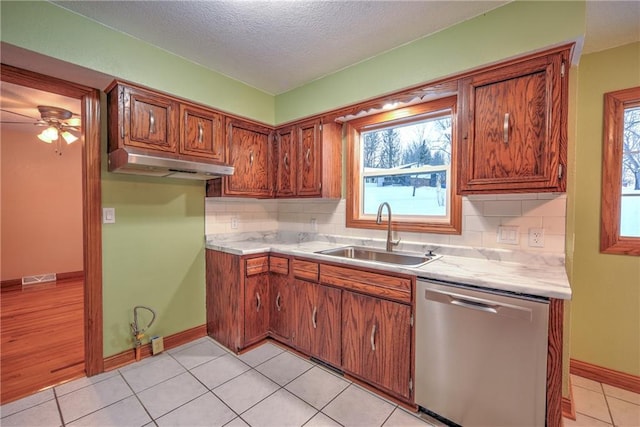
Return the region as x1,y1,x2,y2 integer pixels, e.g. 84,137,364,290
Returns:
415,279,549,426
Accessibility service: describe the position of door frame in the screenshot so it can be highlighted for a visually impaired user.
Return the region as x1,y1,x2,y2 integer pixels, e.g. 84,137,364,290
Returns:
1,64,104,375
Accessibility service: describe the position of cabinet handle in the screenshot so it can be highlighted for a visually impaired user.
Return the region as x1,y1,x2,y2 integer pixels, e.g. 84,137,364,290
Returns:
283,152,289,171
149,110,156,134
370,324,376,351
256,292,261,312
503,113,509,144
305,148,311,166
250,151,254,166
312,306,317,329
275,292,282,312
197,122,204,144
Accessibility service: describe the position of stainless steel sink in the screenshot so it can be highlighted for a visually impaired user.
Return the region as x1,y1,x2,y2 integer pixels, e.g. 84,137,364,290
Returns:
316,246,438,267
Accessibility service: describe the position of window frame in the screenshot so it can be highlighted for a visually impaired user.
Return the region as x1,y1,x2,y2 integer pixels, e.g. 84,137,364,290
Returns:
346,96,462,234
600,86,640,255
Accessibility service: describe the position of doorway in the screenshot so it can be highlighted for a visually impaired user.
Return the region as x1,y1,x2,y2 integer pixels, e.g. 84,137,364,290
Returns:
0,65,103,403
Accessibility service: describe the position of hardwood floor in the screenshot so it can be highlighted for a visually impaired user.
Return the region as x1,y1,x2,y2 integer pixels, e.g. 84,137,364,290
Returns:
1,278,84,404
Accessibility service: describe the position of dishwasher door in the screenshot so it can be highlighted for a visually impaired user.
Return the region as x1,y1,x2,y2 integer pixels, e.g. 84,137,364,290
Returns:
415,280,549,427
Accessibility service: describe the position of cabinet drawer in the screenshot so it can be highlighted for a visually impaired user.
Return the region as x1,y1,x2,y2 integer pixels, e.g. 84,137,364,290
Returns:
320,264,411,303
292,259,319,282
245,256,269,276
270,256,289,275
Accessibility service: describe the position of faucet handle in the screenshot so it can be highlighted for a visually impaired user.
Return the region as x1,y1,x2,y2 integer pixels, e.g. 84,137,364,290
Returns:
392,237,401,247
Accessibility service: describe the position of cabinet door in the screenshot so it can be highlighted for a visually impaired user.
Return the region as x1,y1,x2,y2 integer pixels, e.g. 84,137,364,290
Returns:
342,291,412,399
275,127,296,197
269,272,291,340
313,285,341,367
244,273,269,346
225,119,274,197
342,291,377,380
375,298,412,399
297,121,322,196
180,104,224,161
459,53,566,193
291,279,315,355
123,85,179,153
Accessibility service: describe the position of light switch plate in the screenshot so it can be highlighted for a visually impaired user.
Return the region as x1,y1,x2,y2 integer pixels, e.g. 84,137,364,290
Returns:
497,226,519,245
103,207,116,224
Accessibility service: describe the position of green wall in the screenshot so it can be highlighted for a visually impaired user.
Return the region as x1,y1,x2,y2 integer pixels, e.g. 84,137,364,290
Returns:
568,42,640,376
0,1,274,124
101,176,205,357
275,0,586,123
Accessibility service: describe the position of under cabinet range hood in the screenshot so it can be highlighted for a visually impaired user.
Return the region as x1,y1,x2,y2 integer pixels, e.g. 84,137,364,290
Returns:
108,148,234,180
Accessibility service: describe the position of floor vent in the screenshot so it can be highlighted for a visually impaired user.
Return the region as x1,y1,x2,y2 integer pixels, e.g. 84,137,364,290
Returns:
22,273,57,286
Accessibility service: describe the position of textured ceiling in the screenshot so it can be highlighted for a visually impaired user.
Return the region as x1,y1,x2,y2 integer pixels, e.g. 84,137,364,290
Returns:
54,0,510,94
584,0,640,54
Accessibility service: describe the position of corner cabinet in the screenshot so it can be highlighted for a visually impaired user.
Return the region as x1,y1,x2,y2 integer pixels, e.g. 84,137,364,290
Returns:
219,118,274,197
457,48,570,194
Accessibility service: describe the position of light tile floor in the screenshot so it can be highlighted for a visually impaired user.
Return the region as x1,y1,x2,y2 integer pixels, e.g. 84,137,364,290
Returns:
564,374,640,427
0,338,438,427
2,337,638,427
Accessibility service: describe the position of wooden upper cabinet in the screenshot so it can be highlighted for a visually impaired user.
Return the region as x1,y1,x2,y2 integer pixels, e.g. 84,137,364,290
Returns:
107,81,228,164
275,127,296,197
297,121,322,196
224,118,274,197
180,104,224,161
273,119,342,199
458,49,569,194
119,84,179,153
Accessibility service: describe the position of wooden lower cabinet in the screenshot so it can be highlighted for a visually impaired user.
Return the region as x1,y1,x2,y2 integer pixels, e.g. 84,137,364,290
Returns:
291,279,341,367
342,290,413,400
269,271,291,341
244,272,269,346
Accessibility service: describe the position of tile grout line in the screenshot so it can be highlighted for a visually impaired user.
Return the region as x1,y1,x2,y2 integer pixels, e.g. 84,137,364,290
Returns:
118,368,158,425
52,387,65,427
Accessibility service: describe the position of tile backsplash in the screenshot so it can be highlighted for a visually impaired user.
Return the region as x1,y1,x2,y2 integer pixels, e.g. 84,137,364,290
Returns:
205,193,567,254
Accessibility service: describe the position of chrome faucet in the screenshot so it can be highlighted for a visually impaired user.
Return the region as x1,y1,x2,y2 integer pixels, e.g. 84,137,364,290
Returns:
376,202,400,252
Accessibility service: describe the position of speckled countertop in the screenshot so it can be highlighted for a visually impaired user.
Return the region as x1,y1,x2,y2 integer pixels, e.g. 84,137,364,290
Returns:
205,232,572,300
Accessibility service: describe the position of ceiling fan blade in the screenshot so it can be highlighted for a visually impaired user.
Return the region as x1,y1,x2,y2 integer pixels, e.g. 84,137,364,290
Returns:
0,108,39,121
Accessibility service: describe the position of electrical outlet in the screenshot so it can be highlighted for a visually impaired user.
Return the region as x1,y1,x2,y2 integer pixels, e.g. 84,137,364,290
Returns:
230,216,239,229
528,228,545,247
151,336,164,355
310,218,318,232
497,226,519,245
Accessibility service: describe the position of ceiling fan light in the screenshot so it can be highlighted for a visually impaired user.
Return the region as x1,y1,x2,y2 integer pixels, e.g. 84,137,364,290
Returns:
66,117,82,127
37,126,58,143
61,131,78,144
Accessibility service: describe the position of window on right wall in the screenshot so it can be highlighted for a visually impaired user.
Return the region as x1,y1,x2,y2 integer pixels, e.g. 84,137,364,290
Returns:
600,86,640,255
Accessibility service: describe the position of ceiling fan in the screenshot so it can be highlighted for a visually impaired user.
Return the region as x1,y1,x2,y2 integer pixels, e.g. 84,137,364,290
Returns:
1,105,81,155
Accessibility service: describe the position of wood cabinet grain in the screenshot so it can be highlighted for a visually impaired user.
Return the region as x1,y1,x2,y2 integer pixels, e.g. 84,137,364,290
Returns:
273,120,342,199
179,104,224,161
220,118,274,197
244,271,269,346
342,290,412,400
206,250,242,352
458,49,569,193
291,279,341,367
